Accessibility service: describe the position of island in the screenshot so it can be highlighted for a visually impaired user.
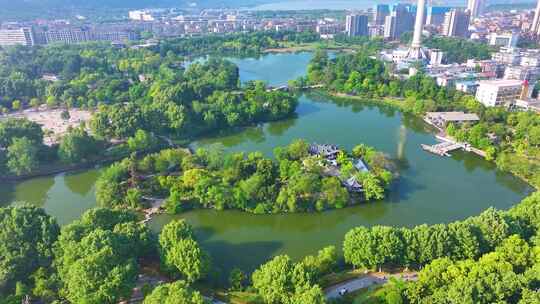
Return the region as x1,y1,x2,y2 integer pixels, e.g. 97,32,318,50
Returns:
95,139,395,215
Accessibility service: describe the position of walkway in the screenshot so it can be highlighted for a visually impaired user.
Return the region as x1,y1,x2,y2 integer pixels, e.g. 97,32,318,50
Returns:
139,197,165,224
325,272,417,299
421,135,486,158
267,84,324,92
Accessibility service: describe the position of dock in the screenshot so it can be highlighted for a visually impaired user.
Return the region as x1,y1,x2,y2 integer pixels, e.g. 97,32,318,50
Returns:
421,135,487,158
421,142,463,157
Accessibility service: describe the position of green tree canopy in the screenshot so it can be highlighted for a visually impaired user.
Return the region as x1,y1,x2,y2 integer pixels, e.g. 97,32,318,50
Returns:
143,281,207,304
0,206,59,294
159,220,209,283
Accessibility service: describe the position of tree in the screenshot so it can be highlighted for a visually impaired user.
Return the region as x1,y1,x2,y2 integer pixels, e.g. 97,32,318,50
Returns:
127,129,158,152
29,98,40,108
55,208,150,304
7,137,39,175
11,100,21,111
163,238,209,283
343,226,405,269
0,118,43,148
143,281,206,304
0,206,59,294
61,110,70,120
320,177,349,209
229,268,246,291
62,242,138,304
495,235,534,273
31,267,60,302
252,255,295,304
58,127,100,163
159,220,209,283
301,246,338,279
252,255,323,304
466,208,511,251
95,161,130,207
359,172,385,201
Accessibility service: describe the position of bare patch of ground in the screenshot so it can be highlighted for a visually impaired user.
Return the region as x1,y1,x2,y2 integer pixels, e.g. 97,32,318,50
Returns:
1,107,92,145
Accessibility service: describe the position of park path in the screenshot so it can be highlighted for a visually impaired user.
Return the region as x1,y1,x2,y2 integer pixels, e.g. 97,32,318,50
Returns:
325,272,417,299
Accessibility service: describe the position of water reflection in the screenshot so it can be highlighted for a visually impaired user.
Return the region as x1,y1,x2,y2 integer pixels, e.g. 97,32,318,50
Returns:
0,177,55,207
64,169,100,196
396,124,407,161
266,117,298,137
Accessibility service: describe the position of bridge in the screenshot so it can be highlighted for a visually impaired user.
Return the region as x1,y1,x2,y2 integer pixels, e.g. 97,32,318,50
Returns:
267,84,324,92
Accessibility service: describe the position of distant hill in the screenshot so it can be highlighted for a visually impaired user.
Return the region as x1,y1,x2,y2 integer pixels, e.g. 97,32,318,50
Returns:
0,0,268,10
0,0,271,21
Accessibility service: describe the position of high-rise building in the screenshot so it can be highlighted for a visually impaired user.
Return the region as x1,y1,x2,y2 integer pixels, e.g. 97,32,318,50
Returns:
426,6,452,26
128,10,155,21
384,4,414,40
488,32,519,48
44,29,139,44
384,15,397,39
345,14,368,37
430,49,445,66
0,28,35,47
467,0,485,19
475,79,523,107
442,9,470,38
374,4,390,26
531,0,540,35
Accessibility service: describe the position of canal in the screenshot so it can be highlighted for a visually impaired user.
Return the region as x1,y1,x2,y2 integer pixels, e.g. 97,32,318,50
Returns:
0,52,533,275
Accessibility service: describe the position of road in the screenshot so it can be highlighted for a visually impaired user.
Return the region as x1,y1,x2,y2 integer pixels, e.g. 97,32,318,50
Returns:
204,296,227,304
325,272,417,299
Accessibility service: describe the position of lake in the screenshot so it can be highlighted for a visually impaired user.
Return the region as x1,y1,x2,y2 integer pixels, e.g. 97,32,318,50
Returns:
0,52,532,276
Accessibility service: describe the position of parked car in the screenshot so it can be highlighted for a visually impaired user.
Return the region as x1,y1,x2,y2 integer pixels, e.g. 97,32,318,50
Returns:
338,288,348,296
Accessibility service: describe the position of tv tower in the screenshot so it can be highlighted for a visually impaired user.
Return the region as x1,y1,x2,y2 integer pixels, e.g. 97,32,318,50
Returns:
407,0,428,60
531,0,540,35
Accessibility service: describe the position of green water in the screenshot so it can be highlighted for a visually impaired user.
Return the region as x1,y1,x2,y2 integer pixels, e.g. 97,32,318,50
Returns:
0,52,533,275
0,168,99,225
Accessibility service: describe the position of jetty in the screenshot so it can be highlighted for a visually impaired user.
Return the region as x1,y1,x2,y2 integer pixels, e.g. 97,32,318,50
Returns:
421,142,464,157
421,136,487,158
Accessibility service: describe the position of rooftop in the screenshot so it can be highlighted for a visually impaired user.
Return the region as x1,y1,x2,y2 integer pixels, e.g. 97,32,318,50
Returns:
426,112,480,122
477,79,523,87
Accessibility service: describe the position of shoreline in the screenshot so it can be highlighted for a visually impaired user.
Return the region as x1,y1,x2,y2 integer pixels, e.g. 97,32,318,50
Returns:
0,155,120,182
263,44,356,54
320,90,537,190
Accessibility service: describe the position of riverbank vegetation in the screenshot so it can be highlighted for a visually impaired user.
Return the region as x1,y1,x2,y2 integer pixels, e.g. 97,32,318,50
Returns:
336,192,540,304
0,31,313,112
0,203,340,304
0,117,165,178
95,140,394,214
0,205,213,304
158,30,320,57
304,50,540,188
3,192,540,303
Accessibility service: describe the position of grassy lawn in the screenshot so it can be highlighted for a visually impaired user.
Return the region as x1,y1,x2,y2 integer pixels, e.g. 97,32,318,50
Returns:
213,291,262,304
350,285,385,304
319,268,367,288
